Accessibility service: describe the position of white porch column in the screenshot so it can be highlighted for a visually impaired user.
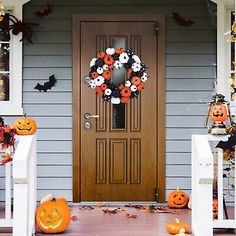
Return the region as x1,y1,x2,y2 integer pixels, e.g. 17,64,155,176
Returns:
211,0,233,100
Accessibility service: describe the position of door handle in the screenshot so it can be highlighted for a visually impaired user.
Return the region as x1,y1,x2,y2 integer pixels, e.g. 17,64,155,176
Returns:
84,113,99,120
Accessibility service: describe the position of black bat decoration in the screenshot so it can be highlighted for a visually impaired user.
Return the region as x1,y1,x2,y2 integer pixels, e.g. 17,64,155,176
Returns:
35,5,52,17
34,74,57,92
216,135,236,151
172,12,195,27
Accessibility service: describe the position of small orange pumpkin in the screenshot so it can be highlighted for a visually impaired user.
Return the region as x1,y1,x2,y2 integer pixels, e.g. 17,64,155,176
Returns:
13,114,37,135
168,187,189,209
166,219,190,235
210,104,228,122
213,198,218,220
36,198,70,234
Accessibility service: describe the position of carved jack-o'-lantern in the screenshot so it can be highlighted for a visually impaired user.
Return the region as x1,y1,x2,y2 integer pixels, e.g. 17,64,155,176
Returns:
13,114,37,135
168,187,189,209
210,104,228,122
213,198,218,220
36,198,70,234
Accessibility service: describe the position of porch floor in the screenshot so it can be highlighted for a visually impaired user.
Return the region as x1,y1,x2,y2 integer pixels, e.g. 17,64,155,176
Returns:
33,206,235,236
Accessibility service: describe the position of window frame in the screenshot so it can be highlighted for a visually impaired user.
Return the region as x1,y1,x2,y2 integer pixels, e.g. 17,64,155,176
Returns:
0,0,31,115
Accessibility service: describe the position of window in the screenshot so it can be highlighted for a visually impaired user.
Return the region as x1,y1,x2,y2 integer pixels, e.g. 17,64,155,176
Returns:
0,3,24,115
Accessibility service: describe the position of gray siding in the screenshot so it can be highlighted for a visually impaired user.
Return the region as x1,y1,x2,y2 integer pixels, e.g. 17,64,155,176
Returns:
4,0,216,201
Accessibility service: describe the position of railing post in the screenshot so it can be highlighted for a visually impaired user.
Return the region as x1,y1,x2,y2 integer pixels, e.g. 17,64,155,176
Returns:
12,135,37,236
5,162,11,221
192,135,214,236
28,135,37,234
13,183,29,236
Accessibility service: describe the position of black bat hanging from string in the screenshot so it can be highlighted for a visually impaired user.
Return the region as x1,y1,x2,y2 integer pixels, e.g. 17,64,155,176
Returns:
216,134,236,151
172,12,195,27
34,74,57,92
35,5,52,17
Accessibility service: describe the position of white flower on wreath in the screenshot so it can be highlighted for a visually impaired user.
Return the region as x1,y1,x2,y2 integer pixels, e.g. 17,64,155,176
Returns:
106,48,115,55
111,97,121,104
132,62,141,72
89,80,96,89
114,61,122,69
141,72,148,82
97,67,104,74
105,88,112,96
130,85,137,92
125,80,131,87
132,55,141,64
119,52,129,63
94,76,105,86
103,64,109,71
90,58,97,67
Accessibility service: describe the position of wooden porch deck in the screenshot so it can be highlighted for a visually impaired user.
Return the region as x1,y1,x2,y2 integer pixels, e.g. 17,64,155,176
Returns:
0,205,235,235
35,206,235,236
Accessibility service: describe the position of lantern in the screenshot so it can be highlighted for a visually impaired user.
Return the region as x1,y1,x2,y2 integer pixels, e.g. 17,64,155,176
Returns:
204,94,233,135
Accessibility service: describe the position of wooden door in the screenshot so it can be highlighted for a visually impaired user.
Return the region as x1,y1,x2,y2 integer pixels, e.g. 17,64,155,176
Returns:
73,14,165,202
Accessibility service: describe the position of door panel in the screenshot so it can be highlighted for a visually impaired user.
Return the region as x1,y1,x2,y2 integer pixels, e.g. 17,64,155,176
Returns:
73,15,166,202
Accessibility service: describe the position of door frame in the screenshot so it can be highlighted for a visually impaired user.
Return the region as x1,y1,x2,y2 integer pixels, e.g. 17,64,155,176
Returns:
72,14,166,202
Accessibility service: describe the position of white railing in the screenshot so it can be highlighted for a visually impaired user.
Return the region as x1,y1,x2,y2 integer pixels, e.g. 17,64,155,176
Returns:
0,134,37,236
192,134,236,236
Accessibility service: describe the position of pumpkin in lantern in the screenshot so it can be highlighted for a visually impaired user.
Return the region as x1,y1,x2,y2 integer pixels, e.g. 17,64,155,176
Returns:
13,114,37,135
168,187,189,209
213,198,218,220
210,104,228,122
166,219,190,235
36,198,70,234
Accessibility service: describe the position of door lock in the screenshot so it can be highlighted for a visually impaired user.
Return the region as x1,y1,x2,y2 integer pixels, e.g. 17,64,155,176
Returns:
84,121,91,130
84,113,99,120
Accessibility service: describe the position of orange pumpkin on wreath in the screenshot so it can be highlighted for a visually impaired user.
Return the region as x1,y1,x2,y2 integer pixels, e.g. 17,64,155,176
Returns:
87,48,148,104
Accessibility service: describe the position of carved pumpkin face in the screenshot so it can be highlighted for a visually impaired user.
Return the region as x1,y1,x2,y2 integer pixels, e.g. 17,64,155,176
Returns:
213,198,218,219
210,104,228,122
168,187,189,209
13,116,37,135
36,199,70,233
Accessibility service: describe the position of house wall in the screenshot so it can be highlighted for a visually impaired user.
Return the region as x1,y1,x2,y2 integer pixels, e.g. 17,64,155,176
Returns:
4,0,216,201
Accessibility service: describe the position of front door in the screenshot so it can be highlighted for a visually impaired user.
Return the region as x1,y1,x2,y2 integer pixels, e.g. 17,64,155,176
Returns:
73,14,165,202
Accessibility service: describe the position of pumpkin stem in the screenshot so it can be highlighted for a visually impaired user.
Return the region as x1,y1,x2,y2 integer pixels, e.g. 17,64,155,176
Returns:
51,198,57,202
23,113,27,118
175,218,180,224
176,187,180,191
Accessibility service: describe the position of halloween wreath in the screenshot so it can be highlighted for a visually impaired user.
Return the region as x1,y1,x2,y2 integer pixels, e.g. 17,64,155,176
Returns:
86,48,148,104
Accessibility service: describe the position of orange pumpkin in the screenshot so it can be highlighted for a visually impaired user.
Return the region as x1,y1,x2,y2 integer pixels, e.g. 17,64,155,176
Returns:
210,104,228,122
13,115,37,135
166,219,190,235
213,198,218,220
36,198,70,234
168,187,189,209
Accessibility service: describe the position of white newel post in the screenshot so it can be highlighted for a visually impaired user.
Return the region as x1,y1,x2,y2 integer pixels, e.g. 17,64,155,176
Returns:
13,135,37,236
192,135,214,236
